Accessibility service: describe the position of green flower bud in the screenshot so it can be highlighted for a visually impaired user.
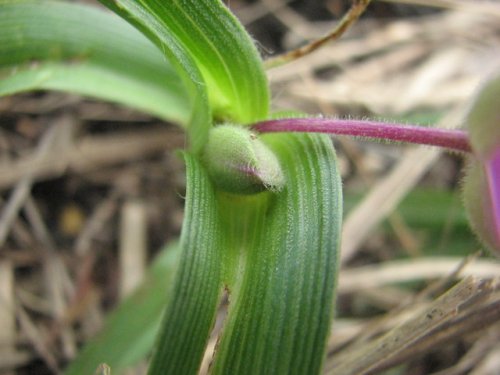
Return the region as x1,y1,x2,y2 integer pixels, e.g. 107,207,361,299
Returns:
463,158,500,254
463,72,500,255
202,124,285,194
467,72,500,158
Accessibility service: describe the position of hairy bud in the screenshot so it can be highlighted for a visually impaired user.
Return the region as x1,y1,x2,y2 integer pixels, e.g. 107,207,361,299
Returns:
202,124,285,194
463,72,500,255
463,158,500,253
468,73,500,158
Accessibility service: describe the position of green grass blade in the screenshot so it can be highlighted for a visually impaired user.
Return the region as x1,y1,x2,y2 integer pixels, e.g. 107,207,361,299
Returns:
0,0,190,124
147,153,224,375
64,243,182,375
212,133,342,375
100,0,269,125
99,0,211,153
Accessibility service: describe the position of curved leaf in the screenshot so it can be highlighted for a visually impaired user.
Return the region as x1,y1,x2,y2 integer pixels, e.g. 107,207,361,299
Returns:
147,153,225,374
147,134,341,375
212,133,342,375
99,0,211,153
99,0,269,126
0,0,190,124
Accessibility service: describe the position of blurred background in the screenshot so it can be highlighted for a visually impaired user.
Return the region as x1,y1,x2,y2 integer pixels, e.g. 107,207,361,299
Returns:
1,0,500,374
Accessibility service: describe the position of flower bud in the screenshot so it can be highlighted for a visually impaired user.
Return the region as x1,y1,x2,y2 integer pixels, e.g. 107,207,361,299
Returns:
463,158,500,253
463,72,500,255
202,124,285,194
468,73,500,158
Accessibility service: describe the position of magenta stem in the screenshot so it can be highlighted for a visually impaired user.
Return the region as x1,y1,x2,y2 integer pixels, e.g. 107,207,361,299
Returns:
252,118,472,153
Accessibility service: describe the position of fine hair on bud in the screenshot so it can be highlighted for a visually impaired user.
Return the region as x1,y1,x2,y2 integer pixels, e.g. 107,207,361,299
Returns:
202,124,285,194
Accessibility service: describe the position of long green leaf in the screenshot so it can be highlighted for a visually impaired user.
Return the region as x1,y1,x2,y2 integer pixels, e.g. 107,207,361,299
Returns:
147,153,225,374
0,0,190,124
99,0,211,153
65,243,182,375
211,133,342,374
99,0,270,147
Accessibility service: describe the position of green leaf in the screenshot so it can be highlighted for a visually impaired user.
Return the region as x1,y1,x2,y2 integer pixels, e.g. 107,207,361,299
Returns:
99,0,210,153
148,133,341,375
64,242,182,375
210,132,342,375
147,153,225,374
99,0,270,145
0,0,190,125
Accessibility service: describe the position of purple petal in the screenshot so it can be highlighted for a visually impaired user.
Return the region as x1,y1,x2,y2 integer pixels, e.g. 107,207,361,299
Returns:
486,147,500,244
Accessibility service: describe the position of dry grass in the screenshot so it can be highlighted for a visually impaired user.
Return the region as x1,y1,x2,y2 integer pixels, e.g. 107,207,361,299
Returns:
1,0,500,374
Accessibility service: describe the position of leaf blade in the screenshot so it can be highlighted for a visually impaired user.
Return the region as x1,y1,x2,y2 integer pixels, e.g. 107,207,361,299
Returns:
100,0,269,125
147,153,224,375
159,0,270,123
0,0,190,124
212,133,343,375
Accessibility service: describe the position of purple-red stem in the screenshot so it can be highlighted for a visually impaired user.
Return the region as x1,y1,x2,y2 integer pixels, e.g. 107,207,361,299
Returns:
252,118,472,153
